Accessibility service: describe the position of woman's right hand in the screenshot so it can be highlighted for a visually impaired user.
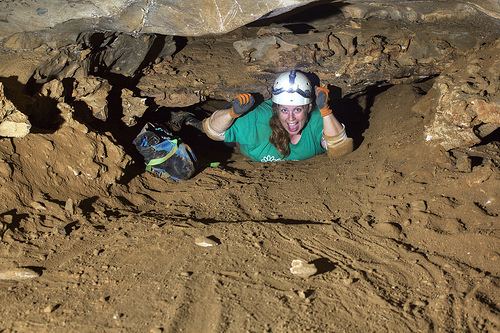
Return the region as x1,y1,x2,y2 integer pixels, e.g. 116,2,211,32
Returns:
230,93,255,118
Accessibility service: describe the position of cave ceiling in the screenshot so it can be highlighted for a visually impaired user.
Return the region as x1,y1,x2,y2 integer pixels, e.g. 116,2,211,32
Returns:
0,0,499,39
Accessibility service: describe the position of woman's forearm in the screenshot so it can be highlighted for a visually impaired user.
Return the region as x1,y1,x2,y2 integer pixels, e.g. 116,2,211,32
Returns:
202,108,235,141
209,108,235,132
322,113,344,137
321,112,353,158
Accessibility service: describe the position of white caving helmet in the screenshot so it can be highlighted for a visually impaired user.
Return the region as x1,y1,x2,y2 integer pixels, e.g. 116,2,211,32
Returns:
271,70,312,106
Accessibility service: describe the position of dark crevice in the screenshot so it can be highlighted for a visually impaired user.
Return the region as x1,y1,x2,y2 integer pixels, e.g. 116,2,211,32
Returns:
337,85,393,149
478,127,499,146
0,76,64,134
250,0,347,26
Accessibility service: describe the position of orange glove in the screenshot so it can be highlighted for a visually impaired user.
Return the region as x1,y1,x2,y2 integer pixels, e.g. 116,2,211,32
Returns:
315,86,333,117
229,93,255,119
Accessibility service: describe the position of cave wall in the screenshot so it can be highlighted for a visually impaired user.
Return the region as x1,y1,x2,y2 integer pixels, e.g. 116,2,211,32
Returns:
0,0,499,151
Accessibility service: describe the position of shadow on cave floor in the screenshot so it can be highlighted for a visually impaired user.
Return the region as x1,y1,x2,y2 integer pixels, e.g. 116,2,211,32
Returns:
248,0,349,28
0,76,64,134
136,103,235,163
333,85,393,149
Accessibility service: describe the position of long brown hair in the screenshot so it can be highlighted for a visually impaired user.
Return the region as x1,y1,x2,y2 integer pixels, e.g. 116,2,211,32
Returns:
269,103,313,158
269,103,291,157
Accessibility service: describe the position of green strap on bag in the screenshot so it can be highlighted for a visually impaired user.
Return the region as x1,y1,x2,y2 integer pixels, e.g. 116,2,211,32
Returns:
145,139,178,172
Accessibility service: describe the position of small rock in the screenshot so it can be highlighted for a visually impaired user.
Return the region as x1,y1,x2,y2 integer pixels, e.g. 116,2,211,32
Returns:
179,271,192,277
65,199,74,215
410,200,427,212
194,236,219,247
402,219,412,227
372,222,402,238
413,299,427,307
0,267,41,280
455,155,471,172
3,215,13,224
30,201,47,211
150,327,163,333
289,259,317,278
43,304,59,313
297,289,316,300
342,277,354,285
465,164,493,186
1,231,14,244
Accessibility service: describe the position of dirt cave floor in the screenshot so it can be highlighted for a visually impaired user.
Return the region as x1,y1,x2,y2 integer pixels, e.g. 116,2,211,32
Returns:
0,83,499,332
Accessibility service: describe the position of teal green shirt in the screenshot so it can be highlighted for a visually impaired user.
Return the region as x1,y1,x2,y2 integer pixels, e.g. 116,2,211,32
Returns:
224,99,326,162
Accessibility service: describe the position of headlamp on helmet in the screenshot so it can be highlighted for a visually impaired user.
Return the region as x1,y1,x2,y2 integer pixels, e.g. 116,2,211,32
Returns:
272,70,312,106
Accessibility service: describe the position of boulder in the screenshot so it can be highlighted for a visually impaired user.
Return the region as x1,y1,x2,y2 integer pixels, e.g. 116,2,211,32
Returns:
121,88,148,126
72,76,112,121
0,82,31,138
412,40,499,150
79,32,176,77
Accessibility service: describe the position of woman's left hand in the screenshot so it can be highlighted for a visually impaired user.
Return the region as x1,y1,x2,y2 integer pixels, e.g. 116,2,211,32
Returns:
315,86,332,117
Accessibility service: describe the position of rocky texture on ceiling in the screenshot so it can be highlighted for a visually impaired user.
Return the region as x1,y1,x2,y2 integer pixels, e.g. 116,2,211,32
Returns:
0,0,314,39
0,0,499,150
0,0,499,40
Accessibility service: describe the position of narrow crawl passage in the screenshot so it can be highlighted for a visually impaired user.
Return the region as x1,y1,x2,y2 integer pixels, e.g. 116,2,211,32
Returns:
1,83,498,332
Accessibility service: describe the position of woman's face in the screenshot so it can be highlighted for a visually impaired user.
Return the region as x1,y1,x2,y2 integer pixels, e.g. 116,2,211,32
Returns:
277,104,311,136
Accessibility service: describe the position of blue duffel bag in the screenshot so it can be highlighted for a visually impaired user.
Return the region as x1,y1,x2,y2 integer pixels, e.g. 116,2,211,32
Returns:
133,122,197,181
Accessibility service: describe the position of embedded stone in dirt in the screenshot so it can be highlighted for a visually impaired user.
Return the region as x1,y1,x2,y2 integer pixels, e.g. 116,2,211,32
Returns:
121,88,148,127
290,259,318,278
0,82,31,138
410,200,427,212
372,222,402,238
65,198,75,215
0,267,41,281
43,304,60,313
194,236,220,247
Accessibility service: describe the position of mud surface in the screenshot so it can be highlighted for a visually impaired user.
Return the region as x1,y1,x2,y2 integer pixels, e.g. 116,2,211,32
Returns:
0,5,499,330
1,82,498,332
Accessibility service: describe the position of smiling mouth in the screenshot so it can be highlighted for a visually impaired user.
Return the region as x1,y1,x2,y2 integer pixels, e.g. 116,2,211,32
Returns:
287,121,300,132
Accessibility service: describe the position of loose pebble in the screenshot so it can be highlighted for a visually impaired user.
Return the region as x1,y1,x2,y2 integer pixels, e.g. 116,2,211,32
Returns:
372,222,402,238
413,299,427,307
297,289,316,300
194,236,219,247
289,259,317,278
43,304,59,313
30,201,47,211
342,277,354,285
410,200,427,212
0,267,41,281
65,198,74,215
